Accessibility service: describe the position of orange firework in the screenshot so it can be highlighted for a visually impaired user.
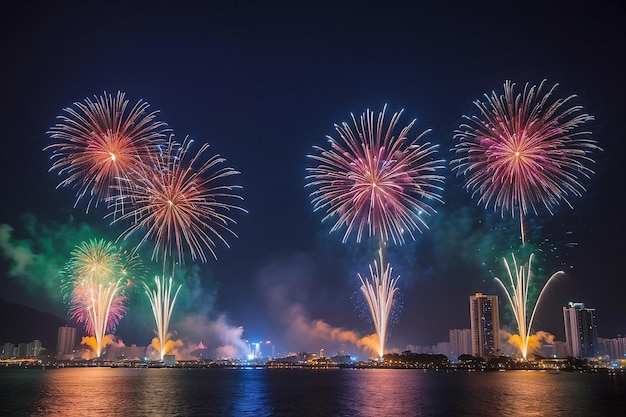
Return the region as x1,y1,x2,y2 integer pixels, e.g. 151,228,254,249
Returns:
46,91,169,213
112,136,246,266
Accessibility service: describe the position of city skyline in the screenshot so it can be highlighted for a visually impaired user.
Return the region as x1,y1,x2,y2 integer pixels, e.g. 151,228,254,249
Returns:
1,294,620,362
0,2,624,359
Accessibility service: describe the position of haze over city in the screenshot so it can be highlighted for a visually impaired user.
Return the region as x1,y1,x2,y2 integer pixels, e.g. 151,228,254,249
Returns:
1,1,624,360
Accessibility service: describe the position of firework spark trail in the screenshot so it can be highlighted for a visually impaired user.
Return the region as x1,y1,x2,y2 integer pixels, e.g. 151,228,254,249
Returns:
85,279,124,359
307,105,445,245
111,135,246,267
69,282,127,337
144,276,182,360
450,80,599,243
61,239,136,358
494,253,563,359
46,91,169,214
358,249,399,358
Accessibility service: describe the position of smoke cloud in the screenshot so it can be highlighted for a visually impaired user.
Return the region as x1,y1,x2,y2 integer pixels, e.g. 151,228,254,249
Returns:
173,313,249,360
256,252,378,358
0,215,104,312
501,329,556,357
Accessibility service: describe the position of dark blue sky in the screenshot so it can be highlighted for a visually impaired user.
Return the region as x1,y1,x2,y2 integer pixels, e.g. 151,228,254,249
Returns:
1,1,624,357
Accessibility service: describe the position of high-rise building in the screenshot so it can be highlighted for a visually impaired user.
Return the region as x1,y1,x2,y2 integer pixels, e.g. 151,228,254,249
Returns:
17,343,28,358
27,340,42,358
56,326,77,359
449,329,472,361
563,302,599,358
1,342,15,359
469,293,500,359
598,336,626,361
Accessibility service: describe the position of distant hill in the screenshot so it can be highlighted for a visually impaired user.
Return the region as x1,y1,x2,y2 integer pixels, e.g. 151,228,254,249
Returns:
0,299,70,350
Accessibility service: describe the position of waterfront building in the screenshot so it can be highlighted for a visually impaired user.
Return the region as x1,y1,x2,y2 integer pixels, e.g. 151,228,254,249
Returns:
539,340,569,358
469,293,500,359
106,344,147,361
330,354,352,364
27,340,42,358
1,342,15,359
449,329,472,361
563,302,599,358
598,336,626,361
56,326,77,360
436,341,450,356
17,342,28,358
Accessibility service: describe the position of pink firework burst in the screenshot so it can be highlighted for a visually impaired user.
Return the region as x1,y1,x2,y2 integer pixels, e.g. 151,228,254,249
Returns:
450,80,600,242
306,105,445,245
112,136,246,265
46,91,169,213
69,284,128,337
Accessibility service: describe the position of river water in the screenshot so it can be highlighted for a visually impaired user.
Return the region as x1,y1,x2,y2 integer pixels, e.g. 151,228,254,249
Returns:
1,367,624,416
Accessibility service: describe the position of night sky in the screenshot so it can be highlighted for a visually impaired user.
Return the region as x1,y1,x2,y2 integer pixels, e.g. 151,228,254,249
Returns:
1,1,624,359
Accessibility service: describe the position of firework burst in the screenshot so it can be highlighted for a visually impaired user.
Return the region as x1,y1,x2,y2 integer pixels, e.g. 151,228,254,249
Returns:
61,239,140,358
112,135,246,266
450,80,599,242
46,91,169,213
306,105,445,245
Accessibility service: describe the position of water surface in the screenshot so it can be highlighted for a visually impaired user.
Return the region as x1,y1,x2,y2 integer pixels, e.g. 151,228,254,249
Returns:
1,367,624,416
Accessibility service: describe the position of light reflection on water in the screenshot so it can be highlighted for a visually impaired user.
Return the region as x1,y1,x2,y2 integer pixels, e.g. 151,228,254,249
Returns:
26,367,273,416
0,367,624,416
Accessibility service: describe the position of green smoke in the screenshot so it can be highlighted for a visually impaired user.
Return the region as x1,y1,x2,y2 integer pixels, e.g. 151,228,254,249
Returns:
0,213,109,311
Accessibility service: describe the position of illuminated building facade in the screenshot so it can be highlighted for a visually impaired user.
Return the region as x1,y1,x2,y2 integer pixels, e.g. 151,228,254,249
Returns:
563,302,599,358
469,293,500,359
56,325,77,359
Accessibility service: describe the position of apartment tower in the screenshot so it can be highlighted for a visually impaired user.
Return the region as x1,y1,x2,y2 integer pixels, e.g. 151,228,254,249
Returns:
563,302,599,358
469,293,500,359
